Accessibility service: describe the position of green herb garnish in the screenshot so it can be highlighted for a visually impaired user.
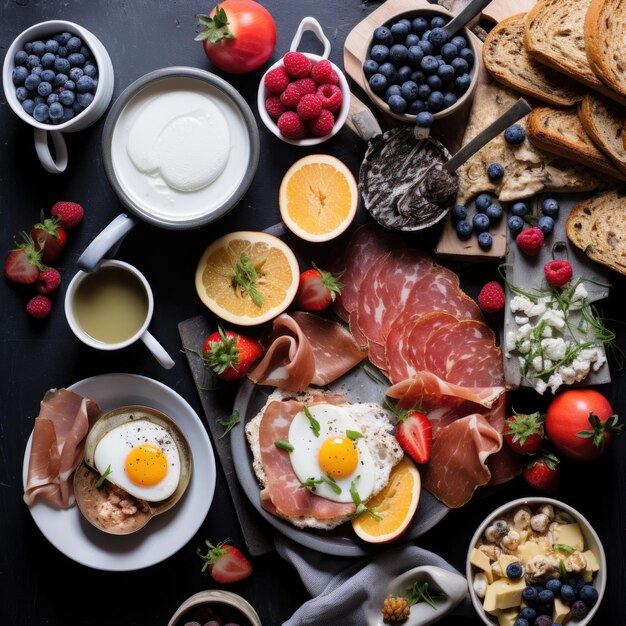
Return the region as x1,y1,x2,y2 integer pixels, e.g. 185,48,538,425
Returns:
554,544,576,556
406,581,438,609
95,465,112,489
301,475,342,495
303,406,320,437
559,559,569,582
231,252,264,308
346,429,363,440
275,439,294,452
349,475,382,521
218,410,240,439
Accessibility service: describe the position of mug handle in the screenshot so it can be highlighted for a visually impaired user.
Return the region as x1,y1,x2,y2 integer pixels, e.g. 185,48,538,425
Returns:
77,213,138,272
289,17,331,58
140,330,175,369
34,129,68,174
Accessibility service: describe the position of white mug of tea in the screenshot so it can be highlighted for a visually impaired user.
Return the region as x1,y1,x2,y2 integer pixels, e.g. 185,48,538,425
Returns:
64,259,175,369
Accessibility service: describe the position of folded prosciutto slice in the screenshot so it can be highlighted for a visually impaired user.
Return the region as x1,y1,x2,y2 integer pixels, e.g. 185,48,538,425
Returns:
24,388,101,508
248,312,367,391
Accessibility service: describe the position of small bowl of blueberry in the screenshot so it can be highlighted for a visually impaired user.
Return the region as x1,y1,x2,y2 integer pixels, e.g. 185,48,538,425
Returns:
362,7,479,127
2,20,114,173
168,590,262,626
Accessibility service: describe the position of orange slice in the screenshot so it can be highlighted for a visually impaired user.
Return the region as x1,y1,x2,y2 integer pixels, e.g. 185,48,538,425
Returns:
195,231,299,326
352,456,421,543
279,154,358,242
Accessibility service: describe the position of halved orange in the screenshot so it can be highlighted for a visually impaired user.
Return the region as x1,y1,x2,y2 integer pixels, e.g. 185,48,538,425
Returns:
352,456,421,543
279,154,358,242
195,231,299,326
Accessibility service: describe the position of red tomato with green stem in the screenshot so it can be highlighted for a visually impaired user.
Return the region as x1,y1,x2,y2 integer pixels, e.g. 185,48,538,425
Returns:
195,0,277,74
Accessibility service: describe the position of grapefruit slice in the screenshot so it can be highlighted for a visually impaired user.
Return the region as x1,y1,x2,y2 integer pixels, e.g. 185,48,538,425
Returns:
195,231,299,326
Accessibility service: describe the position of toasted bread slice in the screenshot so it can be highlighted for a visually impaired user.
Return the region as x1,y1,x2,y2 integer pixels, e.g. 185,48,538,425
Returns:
585,0,626,98
578,94,626,175
527,106,626,180
483,13,584,107
524,0,626,106
567,188,626,275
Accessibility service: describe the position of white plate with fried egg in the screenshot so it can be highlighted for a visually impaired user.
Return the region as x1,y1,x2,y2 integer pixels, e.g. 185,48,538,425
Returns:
22,373,216,571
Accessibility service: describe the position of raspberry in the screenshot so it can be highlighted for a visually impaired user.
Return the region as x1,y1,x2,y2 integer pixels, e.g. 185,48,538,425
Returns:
311,59,339,85
265,95,286,119
544,260,573,288
516,226,544,256
50,201,83,229
264,66,289,94
26,295,52,319
283,51,312,78
36,267,61,294
280,82,305,108
309,109,335,137
277,111,307,140
477,281,505,313
316,83,343,113
297,94,323,120
292,77,316,96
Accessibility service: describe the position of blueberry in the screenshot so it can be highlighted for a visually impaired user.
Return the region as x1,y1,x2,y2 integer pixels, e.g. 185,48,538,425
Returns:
37,81,52,97
370,44,389,64
55,32,72,45
560,585,576,603
542,197,560,216
57,46,68,58
390,22,410,41
522,586,539,603
47,93,59,105
78,75,96,93
417,83,431,99
363,59,379,76
68,52,85,67
411,16,429,34
22,99,36,115
34,95,45,105
451,204,467,221
440,43,458,61
426,75,443,90
69,67,84,82
48,101,64,123
568,574,585,591
408,99,426,114
26,54,41,69
486,203,503,223
32,103,49,123
420,55,439,73
40,69,55,83
31,40,46,56
487,163,505,179
456,73,471,91
417,40,434,55
396,65,413,83
422,29,431,41
45,39,59,53
14,50,28,66
459,47,475,66
519,607,537,621
570,600,590,618
545,579,562,594
508,215,524,234
443,92,457,108
509,202,527,217
40,52,55,68
64,79,76,91
429,27,449,47
58,89,75,106
12,66,29,85
15,86,29,101
512,619,529,626
388,94,407,112
456,219,473,239
31,66,43,76
62,106,75,122
77,91,94,108
533,616,552,626
373,26,393,46
401,80,418,101
386,84,402,100
504,123,526,145
579,585,598,606
411,70,425,84
405,33,420,47
431,16,447,29
428,91,444,112
378,62,397,82
23,42,34,54
442,80,455,92
79,46,91,60
474,194,492,211
369,73,387,92
473,213,490,233
478,232,493,249
66,36,82,53
54,57,71,73
450,35,467,49
53,73,69,87
389,44,408,65
451,57,469,75
24,74,41,91
407,45,424,66
438,63,455,81
538,215,555,234
537,589,555,605
416,111,434,128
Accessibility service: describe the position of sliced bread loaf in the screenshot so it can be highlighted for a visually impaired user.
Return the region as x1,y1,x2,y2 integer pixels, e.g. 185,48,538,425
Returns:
527,106,626,181
578,93,626,175
483,13,585,107
585,0,626,98
524,0,626,106
567,188,626,275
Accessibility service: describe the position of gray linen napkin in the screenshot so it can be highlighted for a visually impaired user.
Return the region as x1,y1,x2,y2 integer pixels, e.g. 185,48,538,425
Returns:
276,536,474,626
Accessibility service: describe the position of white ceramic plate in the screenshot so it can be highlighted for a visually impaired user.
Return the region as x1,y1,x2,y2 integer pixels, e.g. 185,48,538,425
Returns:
22,373,216,571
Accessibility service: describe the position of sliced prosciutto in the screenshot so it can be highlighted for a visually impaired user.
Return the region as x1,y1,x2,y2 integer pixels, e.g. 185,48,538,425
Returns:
248,312,367,391
24,388,101,508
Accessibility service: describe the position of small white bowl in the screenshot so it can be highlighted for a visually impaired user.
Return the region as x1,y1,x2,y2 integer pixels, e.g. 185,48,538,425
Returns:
2,20,114,173
467,497,606,626
168,590,261,626
257,16,350,146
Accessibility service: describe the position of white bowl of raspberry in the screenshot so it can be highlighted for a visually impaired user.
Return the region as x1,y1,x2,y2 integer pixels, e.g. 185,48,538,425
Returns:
257,17,350,146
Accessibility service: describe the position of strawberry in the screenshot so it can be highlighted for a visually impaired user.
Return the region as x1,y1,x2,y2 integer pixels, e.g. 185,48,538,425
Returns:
523,451,560,494
197,539,252,584
202,327,263,381
26,295,52,319
4,234,44,284
385,399,432,464
477,281,505,313
277,111,307,140
36,267,61,294
50,201,84,229
295,264,343,311
544,260,573,288
311,59,339,85
31,212,66,264
283,51,312,78
309,109,335,137
503,409,545,455
264,66,289,94
516,226,544,256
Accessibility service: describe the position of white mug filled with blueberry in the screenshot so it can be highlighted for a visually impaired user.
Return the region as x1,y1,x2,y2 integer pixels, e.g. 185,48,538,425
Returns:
2,20,114,173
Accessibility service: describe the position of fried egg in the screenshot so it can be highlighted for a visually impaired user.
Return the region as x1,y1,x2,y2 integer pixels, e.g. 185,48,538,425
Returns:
93,420,181,502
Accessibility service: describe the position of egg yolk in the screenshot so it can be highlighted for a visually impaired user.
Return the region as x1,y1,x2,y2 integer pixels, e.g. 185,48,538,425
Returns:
125,444,168,486
318,437,358,479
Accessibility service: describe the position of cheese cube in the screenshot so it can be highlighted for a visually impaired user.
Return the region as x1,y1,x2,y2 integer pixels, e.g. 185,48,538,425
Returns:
499,554,521,576
471,548,494,583
483,578,526,614
582,549,600,582
516,540,548,563
553,596,571,623
497,609,519,626
553,523,585,552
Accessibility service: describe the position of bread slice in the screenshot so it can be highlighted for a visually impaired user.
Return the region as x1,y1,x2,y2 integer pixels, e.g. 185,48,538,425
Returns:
524,0,626,106
578,93,626,175
567,188,626,275
527,106,626,180
585,0,626,98
483,13,584,107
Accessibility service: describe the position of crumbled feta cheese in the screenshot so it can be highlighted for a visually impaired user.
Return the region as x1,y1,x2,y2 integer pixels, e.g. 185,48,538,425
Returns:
572,283,588,302
547,373,564,393
527,302,547,318
515,315,529,324
532,356,552,372
517,339,531,354
517,323,533,339
510,295,534,315
541,325,553,338
558,366,577,385
540,309,566,329
534,379,548,395
541,338,567,361
505,331,517,355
